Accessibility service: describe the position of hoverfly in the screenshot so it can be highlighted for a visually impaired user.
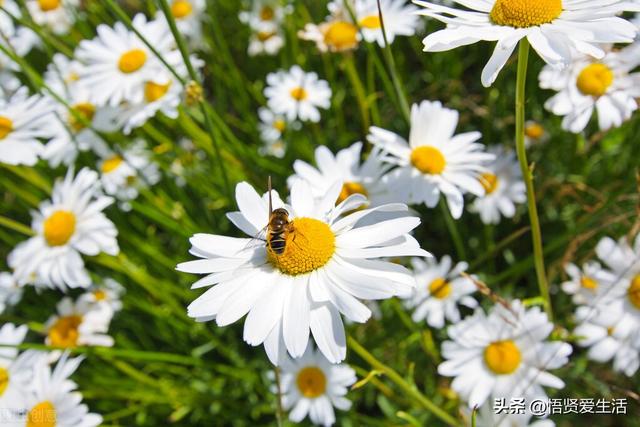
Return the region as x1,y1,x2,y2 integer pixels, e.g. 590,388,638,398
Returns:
266,176,294,256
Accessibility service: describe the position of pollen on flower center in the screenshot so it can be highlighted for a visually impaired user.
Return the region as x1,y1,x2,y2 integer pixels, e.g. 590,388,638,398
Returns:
118,49,147,74
580,276,598,291
429,277,451,299
102,155,123,174
337,181,368,204
0,367,8,397
69,103,96,132
273,119,286,132
290,86,308,101
576,63,614,97
0,116,13,139
43,210,76,247
268,217,335,276
479,173,499,194
360,15,381,29
38,0,60,12
171,0,193,18
410,146,446,175
93,290,107,301
48,315,82,348
144,81,171,103
324,21,358,51
490,0,562,28
260,5,274,21
296,366,327,398
628,275,640,310
27,400,56,427
484,340,522,374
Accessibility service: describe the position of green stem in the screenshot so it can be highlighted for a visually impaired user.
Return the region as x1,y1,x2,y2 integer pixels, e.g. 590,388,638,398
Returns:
440,200,467,261
343,53,371,133
347,336,461,426
514,39,553,320
274,367,284,427
0,215,34,236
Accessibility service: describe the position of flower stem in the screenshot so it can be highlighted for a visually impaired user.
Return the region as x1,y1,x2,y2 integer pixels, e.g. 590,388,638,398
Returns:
514,39,553,321
343,53,371,133
274,367,284,427
347,335,462,426
440,200,467,261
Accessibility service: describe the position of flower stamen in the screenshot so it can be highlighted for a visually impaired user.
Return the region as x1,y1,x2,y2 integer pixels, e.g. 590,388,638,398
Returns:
490,0,562,28
43,210,76,247
484,340,521,374
410,146,446,175
296,366,326,398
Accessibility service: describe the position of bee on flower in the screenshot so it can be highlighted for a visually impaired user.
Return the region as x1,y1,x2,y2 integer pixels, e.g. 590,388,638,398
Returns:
468,146,526,225
8,168,119,290
368,100,494,219
27,0,79,35
264,66,332,123
438,300,572,408
178,180,429,364
540,45,640,133
97,140,161,211
274,345,356,426
287,143,392,208
405,255,478,328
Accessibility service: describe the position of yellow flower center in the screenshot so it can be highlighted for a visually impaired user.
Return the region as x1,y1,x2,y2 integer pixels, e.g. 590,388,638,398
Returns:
337,181,368,205
360,15,381,29
410,146,446,175
324,21,358,51
257,31,276,41
628,275,640,310
525,122,544,139
38,0,60,11
484,340,522,375
0,116,13,139
118,49,147,74
0,367,8,397
102,155,123,174
43,210,76,247
65,72,79,83
606,326,615,336
68,103,96,132
93,290,107,301
479,173,499,195
490,0,562,28
260,5,274,21
429,277,452,299
296,366,327,398
273,119,286,132
576,63,614,97
580,276,598,291
171,0,192,18
48,315,82,348
144,81,171,103
290,87,308,101
268,217,335,276
27,401,56,427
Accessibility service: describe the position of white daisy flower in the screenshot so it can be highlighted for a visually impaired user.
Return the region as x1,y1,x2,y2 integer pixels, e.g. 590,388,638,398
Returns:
469,146,526,224
19,353,102,427
258,107,289,143
438,300,572,408
368,100,494,219
264,66,332,123
97,140,160,210
178,180,429,364
299,6,360,53
161,0,206,45
354,0,421,46
414,0,640,87
8,168,119,290
0,88,57,166
560,261,617,305
26,0,79,34
0,272,23,314
574,302,640,377
524,120,548,147
248,22,285,56
239,0,291,30
0,325,44,421
405,255,478,328
594,234,640,322
75,14,180,107
45,296,114,349
77,278,124,316
259,138,287,159
541,45,640,133
288,143,393,208
277,345,356,426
